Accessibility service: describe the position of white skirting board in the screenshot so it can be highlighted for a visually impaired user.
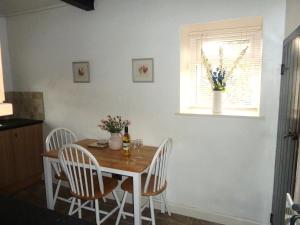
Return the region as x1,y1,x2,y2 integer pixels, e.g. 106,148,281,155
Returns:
50,177,266,225
168,203,267,225
111,189,266,225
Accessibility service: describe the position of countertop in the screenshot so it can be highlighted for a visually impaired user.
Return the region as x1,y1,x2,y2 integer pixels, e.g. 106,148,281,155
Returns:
0,118,43,131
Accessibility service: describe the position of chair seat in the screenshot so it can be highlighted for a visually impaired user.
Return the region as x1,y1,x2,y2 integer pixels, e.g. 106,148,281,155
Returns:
121,174,167,196
70,176,118,200
55,171,68,181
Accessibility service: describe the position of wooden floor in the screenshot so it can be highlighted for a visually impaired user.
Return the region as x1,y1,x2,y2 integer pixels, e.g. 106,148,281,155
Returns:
12,182,222,225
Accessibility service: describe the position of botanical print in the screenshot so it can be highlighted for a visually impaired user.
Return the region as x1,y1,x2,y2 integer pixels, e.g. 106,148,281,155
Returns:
138,65,149,75
132,58,154,82
78,67,85,76
73,62,90,83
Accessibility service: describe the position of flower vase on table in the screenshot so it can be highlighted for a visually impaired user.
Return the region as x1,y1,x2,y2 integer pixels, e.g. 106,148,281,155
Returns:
108,133,123,150
98,115,130,151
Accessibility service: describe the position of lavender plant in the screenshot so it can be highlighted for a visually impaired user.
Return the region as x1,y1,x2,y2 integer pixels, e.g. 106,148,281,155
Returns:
98,115,130,133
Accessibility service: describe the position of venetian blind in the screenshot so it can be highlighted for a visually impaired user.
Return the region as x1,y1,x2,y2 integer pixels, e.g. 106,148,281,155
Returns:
190,26,262,110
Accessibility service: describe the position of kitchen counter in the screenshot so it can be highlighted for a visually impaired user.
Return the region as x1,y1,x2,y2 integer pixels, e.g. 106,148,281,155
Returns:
0,118,43,131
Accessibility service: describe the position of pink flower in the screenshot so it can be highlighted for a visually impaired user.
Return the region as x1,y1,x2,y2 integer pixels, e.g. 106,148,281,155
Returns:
99,115,130,133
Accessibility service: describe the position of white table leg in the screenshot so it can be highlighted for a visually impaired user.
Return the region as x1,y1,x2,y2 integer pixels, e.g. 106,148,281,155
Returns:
43,157,54,210
133,173,142,225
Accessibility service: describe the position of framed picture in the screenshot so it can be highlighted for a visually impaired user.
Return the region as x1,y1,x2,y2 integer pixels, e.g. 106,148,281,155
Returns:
73,61,90,83
132,58,154,82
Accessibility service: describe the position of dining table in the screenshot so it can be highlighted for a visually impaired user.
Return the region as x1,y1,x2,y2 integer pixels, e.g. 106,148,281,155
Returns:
42,138,157,225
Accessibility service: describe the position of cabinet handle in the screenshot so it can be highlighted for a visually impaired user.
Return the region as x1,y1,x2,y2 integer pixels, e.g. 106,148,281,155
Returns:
14,133,18,138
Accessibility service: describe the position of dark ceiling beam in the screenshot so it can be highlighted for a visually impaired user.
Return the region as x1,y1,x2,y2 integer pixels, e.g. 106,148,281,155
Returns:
61,0,95,11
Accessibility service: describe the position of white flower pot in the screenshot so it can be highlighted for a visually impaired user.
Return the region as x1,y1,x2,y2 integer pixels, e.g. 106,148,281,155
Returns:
212,91,224,114
108,133,122,150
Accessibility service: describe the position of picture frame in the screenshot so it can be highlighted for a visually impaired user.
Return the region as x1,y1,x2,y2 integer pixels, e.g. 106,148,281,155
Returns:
73,61,90,83
132,58,154,82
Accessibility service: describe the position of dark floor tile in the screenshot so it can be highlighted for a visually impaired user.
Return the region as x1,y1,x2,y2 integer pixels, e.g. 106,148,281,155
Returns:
190,218,221,225
12,183,223,225
155,212,192,225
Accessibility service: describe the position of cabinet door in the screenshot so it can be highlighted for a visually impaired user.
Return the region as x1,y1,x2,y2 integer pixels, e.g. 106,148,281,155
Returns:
12,126,27,182
23,124,43,177
12,124,43,182
0,129,15,189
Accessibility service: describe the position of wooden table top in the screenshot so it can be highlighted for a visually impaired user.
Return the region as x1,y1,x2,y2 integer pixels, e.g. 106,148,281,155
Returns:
42,139,157,173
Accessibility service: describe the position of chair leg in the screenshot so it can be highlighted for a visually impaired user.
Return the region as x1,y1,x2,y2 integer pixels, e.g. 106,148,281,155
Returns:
149,196,156,225
112,190,121,206
115,191,128,225
68,197,76,215
52,179,62,209
112,190,126,219
95,199,100,225
162,191,171,216
78,199,82,219
160,194,165,213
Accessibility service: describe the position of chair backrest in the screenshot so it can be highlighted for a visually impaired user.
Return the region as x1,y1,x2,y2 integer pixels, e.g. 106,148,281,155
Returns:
144,138,172,194
45,128,78,152
46,128,78,178
58,144,104,198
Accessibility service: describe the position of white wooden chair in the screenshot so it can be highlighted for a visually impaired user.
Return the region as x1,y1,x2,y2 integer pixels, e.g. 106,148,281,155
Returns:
45,127,78,208
115,138,172,225
286,193,300,225
58,144,121,225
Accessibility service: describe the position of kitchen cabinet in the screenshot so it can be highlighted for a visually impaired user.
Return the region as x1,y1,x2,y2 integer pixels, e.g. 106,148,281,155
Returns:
0,121,43,194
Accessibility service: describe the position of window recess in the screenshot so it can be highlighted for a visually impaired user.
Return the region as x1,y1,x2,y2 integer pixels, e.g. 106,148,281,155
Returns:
180,17,263,117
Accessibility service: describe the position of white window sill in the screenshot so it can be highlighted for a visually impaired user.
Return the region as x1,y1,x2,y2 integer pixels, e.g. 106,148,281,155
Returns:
177,108,263,119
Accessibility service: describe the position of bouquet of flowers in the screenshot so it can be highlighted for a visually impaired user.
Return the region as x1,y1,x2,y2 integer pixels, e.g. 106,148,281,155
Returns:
201,46,248,91
98,115,130,133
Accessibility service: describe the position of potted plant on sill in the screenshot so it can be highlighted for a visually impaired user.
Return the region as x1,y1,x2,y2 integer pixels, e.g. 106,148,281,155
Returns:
98,115,130,150
201,46,248,114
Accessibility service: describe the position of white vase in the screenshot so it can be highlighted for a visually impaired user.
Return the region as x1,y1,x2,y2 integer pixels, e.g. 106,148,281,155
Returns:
108,133,122,150
212,91,224,114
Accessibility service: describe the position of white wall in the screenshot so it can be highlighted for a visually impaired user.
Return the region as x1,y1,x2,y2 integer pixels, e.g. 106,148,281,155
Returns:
285,0,300,37
6,0,286,224
0,17,12,91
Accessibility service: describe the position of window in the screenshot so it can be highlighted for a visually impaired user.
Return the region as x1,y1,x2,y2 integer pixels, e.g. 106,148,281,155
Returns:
0,47,13,116
0,48,4,103
180,17,263,116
